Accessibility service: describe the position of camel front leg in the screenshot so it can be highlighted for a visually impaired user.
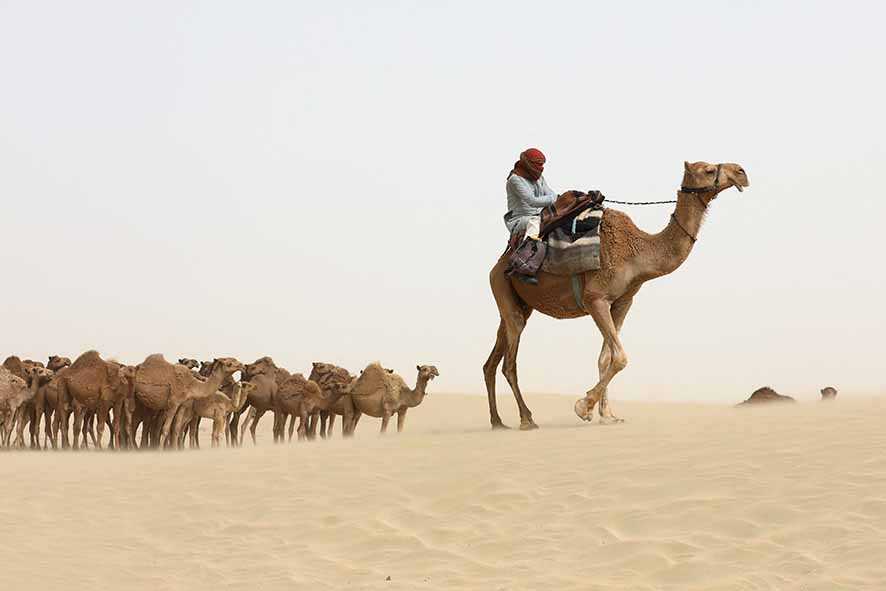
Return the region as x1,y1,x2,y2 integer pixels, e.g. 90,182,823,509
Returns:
595,295,635,423
159,406,178,449
575,298,629,422
211,413,224,448
326,413,336,438
396,408,408,433
380,410,391,434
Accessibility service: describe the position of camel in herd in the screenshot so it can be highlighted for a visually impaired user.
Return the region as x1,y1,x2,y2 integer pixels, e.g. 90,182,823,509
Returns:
173,381,254,448
349,363,439,433
237,357,282,446
273,373,321,441
308,362,356,438
484,161,750,429
53,351,133,450
133,355,243,449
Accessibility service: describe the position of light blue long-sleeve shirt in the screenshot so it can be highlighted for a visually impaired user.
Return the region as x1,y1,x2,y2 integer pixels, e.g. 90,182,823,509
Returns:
503,174,557,234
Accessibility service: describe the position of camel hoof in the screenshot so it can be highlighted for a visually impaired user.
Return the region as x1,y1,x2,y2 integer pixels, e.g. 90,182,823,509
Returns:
599,416,625,425
519,421,539,431
574,399,594,422
491,422,511,431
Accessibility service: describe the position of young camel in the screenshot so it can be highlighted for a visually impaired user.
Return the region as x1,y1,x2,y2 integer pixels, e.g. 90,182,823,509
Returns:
176,381,254,448
349,363,439,433
484,161,749,429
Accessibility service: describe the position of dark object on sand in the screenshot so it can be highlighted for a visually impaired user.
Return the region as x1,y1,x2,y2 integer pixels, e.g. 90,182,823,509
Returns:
820,386,838,400
738,387,796,405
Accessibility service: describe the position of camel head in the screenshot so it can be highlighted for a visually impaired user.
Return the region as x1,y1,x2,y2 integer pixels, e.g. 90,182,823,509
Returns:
47,355,71,372
209,357,244,379
416,365,440,383
820,386,837,400
243,356,276,380
177,358,199,370
25,365,53,386
682,161,749,199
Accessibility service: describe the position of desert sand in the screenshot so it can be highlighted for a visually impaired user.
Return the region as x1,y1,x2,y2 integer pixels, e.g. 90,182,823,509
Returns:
2,393,885,590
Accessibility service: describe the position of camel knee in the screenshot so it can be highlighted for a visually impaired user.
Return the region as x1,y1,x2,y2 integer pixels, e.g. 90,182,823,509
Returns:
610,349,628,373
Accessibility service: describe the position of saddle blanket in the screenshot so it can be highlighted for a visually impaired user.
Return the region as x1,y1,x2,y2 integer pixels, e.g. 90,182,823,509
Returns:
541,208,603,275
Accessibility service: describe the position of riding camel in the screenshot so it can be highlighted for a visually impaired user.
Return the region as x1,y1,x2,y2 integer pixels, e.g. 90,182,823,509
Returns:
133,355,243,448
349,363,439,433
484,161,749,429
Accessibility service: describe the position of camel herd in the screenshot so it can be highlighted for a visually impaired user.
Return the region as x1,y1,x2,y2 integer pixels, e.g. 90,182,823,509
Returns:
0,352,439,450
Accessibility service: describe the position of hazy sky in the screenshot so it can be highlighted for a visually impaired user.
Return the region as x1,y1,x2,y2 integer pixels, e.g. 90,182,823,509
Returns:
2,1,884,403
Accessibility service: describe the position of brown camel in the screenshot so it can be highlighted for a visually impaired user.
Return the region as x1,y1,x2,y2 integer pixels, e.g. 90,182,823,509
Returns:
33,356,73,449
175,381,254,448
55,351,132,449
820,386,837,401
319,394,360,439
133,355,243,449
308,362,356,438
237,357,285,445
349,363,439,433
484,161,749,429
272,373,321,441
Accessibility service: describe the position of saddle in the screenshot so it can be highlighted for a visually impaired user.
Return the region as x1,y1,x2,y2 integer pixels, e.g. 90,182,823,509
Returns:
539,190,605,238
506,190,605,278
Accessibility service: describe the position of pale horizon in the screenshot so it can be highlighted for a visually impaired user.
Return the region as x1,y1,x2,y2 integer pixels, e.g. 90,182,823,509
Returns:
2,1,884,404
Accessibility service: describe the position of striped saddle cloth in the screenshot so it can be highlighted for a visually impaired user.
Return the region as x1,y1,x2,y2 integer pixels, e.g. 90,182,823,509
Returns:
540,208,603,275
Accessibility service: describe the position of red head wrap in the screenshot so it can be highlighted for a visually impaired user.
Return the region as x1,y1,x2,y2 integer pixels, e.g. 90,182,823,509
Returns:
510,148,546,182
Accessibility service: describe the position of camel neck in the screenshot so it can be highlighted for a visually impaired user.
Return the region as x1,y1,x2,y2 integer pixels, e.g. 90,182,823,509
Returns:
405,375,430,407
648,192,708,277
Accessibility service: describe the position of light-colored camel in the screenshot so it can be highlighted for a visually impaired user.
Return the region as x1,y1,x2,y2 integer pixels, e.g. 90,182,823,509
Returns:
237,357,283,446
54,351,132,449
349,363,439,433
12,366,55,448
307,362,356,438
1,364,51,447
175,381,254,448
0,368,28,446
484,161,749,429
133,355,243,449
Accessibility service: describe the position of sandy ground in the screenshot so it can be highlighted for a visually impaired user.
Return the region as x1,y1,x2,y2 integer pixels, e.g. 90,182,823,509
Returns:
2,393,885,590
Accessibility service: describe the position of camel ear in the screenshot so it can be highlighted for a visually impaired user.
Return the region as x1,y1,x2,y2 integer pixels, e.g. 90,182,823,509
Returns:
416,365,421,371
684,161,691,172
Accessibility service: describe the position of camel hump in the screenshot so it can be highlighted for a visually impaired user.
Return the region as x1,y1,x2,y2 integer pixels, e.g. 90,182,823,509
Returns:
142,353,168,366
0,367,27,389
70,350,104,369
352,362,405,400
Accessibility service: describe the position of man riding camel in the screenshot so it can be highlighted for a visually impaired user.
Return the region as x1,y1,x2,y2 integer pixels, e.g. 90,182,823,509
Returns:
503,148,558,241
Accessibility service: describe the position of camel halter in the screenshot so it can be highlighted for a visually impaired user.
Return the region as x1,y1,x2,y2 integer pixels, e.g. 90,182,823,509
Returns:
670,164,722,243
